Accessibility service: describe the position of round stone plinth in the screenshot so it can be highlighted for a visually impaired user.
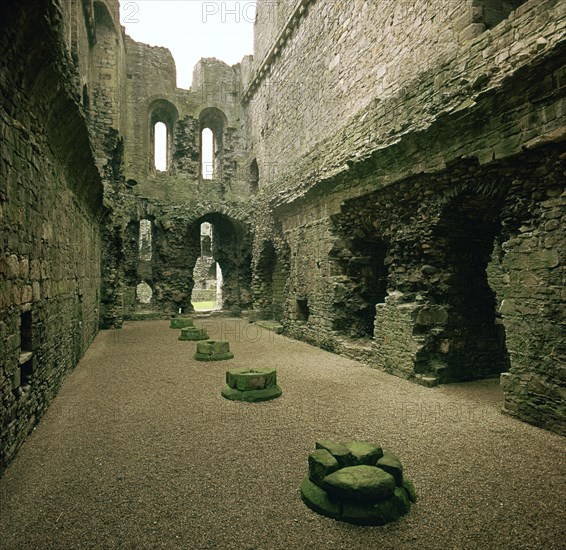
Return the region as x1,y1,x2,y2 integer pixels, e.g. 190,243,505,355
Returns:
170,316,194,329
300,440,416,525
221,367,282,402
221,384,282,402
178,326,209,341
194,340,234,361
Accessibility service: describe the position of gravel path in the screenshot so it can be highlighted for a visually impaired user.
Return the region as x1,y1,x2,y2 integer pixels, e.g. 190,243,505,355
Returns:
0,319,564,550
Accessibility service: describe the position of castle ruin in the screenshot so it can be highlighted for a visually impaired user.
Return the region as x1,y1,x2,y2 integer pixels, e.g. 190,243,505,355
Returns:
1,0,565,473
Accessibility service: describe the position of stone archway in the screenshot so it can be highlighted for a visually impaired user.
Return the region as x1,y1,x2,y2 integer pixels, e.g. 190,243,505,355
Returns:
253,240,288,321
421,192,510,382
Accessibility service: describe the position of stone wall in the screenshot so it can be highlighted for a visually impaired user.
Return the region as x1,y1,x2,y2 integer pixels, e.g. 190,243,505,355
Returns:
1,0,564,478
99,40,256,323
246,0,566,434
0,0,105,472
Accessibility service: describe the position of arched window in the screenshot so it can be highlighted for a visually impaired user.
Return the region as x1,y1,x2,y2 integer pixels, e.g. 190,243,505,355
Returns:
154,122,167,171
148,99,178,174
199,107,227,180
201,128,214,179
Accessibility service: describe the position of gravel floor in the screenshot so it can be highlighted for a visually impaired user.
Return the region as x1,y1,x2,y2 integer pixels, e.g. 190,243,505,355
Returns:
0,319,565,550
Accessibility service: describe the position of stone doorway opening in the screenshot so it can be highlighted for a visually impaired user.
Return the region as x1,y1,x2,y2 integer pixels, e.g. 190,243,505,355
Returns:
426,192,510,382
330,236,389,339
123,217,156,314
186,213,253,315
253,240,286,321
190,222,222,312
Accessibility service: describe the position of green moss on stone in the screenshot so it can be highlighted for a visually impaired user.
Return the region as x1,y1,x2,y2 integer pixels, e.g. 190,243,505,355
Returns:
170,317,194,329
225,367,277,390
315,440,353,467
308,449,340,488
342,440,383,466
323,465,396,502
300,477,342,520
178,327,208,341
195,351,234,361
220,384,282,402
402,478,417,503
377,452,404,486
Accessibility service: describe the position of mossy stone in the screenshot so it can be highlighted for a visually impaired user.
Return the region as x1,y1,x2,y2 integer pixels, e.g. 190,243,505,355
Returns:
308,449,340,488
377,452,404,486
226,368,277,390
170,317,194,329
220,384,282,402
195,351,234,361
315,440,353,467
178,327,208,341
195,340,233,361
300,477,342,520
226,367,248,388
402,478,417,503
212,340,230,354
323,465,396,502
342,440,383,466
341,486,411,525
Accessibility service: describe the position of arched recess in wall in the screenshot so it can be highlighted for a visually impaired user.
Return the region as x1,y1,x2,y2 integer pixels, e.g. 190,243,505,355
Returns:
148,99,178,172
425,192,509,382
472,0,527,30
199,107,228,180
329,235,389,339
250,159,259,194
93,1,117,33
87,1,122,136
254,240,288,321
185,212,252,312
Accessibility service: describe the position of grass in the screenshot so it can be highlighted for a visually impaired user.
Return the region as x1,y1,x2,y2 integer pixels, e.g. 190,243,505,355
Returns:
192,301,216,311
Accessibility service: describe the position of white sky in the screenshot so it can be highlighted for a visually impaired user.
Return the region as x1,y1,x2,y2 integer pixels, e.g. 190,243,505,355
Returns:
119,0,256,89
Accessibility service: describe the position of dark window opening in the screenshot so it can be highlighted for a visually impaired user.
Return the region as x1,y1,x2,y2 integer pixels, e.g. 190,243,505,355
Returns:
19,311,33,387
250,159,259,194
297,299,310,322
254,240,287,322
20,311,32,352
82,84,90,112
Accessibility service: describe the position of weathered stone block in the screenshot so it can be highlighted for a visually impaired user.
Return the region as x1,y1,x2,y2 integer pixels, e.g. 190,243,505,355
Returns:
170,316,194,329
315,439,353,467
308,448,340,487
323,465,396,502
300,477,342,520
377,452,404,486
402,478,417,503
195,340,233,361
178,326,208,341
341,440,383,466
220,384,282,402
